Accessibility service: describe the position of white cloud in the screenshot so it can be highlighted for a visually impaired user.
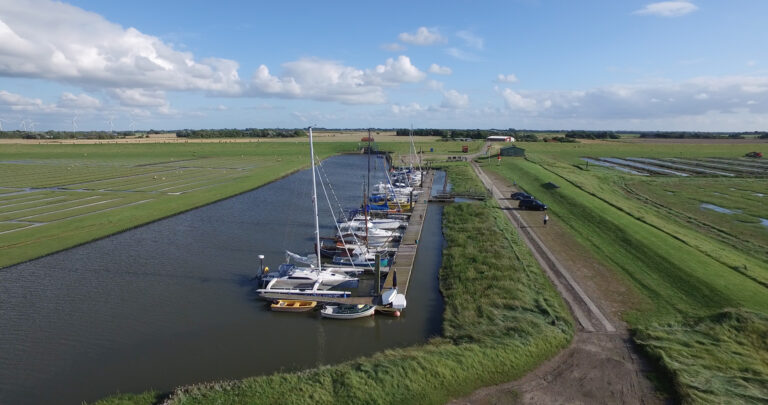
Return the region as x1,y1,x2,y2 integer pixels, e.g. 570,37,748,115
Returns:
441,89,469,109
633,1,698,17
497,75,768,118
747,60,757,67
428,64,452,75
0,90,46,110
0,0,242,94
398,27,444,46
381,43,406,52
390,102,428,115
368,55,426,85
445,47,480,62
108,88,168,107
426,80,444,91
499,88,542,111
495,74,518,83
57,92,101,109
456,31,483,50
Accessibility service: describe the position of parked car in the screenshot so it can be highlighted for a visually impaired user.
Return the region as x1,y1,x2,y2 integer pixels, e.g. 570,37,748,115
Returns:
510,192,534,200
518,199,547,211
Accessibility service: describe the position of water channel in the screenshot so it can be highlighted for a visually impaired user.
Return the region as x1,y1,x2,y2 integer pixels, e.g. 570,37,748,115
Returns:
0,154,445,405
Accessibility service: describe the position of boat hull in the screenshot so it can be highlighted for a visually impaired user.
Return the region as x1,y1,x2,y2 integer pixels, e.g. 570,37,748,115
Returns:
270,300,317,312
320,304,376,319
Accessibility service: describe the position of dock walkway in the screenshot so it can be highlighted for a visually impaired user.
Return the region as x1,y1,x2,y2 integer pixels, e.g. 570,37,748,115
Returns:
259,170,435,306
382,170,434,295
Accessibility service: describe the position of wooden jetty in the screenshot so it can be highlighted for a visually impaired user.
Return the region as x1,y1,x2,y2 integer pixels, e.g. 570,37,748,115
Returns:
383,170,434,295
259,170,435,306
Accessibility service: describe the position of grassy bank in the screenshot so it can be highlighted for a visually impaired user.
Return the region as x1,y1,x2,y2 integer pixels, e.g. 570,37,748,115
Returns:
484,142,768,402
95,190,572,404
430,161,487,196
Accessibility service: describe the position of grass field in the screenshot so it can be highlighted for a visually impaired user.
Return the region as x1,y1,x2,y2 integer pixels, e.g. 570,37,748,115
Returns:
0,139,479,269
94,179,573,405
483,141,768,403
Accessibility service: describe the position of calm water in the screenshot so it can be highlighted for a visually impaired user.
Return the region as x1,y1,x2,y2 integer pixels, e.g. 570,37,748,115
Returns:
0,154,444,405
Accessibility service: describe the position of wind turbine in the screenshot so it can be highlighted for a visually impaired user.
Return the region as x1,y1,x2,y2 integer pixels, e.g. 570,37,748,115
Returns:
0,118,6,131
106,117,114,133
72,115,79,132
128,118,137,132
20,119,28,131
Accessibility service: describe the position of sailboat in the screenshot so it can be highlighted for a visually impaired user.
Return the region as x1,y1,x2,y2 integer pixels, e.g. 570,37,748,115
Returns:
256,127,358,298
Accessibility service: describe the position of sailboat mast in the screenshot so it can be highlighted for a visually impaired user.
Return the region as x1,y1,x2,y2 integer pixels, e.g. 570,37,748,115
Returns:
308,127,322,272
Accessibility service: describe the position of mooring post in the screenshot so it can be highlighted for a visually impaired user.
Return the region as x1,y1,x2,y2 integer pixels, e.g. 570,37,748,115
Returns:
375,253,381,295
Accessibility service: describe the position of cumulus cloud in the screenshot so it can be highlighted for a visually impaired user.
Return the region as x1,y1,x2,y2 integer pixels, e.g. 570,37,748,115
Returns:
368,55,427,85
248,56,426,104
497,75,768,118
456,31,483,50
390,102,429,115
0,0,241,94
0,90,46,110
428,64,452,75
495,74,518,83
398,27,444,46
441,89,469,109
108,88,168,107
57,92,101,109
633,1,698,17
499,88,543,111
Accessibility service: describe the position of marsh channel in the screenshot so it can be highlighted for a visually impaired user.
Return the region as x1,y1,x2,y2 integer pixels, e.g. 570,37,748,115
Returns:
0,154,445,405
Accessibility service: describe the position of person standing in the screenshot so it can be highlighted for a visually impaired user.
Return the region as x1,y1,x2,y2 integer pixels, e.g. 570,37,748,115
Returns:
543,213,549,226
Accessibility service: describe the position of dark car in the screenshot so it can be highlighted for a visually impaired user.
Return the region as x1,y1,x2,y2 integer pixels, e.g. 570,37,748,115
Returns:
518,199,547,211
510,192,534,200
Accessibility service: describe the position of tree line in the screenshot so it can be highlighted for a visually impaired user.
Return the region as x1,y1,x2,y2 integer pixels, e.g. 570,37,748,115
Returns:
175,128,305,138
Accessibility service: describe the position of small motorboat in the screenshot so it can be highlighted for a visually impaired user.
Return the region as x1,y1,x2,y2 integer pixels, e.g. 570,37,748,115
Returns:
320,304,376,319
271,300,317,312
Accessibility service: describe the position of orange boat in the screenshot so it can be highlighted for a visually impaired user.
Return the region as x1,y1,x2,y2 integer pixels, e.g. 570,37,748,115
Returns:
270,300,317,312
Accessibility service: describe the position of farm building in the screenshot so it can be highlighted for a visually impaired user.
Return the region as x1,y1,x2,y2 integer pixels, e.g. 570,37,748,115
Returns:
487,135,515,142
500,145,526,157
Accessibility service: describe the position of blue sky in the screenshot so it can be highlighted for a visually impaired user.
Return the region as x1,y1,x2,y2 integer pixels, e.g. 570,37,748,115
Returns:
0,0,767,131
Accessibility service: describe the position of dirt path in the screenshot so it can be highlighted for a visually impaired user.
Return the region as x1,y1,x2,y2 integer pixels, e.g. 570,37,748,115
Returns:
447,161,661,405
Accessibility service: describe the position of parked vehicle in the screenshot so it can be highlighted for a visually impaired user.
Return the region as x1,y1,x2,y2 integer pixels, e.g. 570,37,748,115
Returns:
518,199,547,211
510,192,535,200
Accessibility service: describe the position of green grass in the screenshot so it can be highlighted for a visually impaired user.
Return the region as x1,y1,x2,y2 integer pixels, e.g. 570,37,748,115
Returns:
93,169,572,405
635,309,768,404
483,142,768,403
430,161,487,196
0,142,358,269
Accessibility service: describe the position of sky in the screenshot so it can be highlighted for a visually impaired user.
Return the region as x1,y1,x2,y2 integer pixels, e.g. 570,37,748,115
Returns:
0,0,767,131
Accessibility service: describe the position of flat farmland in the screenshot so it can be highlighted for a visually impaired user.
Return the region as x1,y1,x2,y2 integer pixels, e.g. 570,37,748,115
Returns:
0,141,358,268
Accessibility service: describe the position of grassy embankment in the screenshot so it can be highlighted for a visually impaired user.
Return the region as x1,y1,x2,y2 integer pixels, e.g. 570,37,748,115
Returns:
95,161,572,405
483,141,768,403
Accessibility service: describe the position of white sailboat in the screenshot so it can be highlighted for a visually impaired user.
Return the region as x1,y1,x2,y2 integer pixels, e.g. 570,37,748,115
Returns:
257,127,358,297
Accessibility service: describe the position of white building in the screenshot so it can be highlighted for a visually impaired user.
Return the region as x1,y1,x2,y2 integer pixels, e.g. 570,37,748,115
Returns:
486,135,515,142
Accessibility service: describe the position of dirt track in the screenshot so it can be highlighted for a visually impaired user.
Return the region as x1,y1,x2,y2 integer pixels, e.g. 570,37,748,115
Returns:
447,161,661,405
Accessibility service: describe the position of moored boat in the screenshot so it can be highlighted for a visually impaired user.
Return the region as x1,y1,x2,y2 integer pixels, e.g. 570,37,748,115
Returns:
320,304,376,319
271,300,317,312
